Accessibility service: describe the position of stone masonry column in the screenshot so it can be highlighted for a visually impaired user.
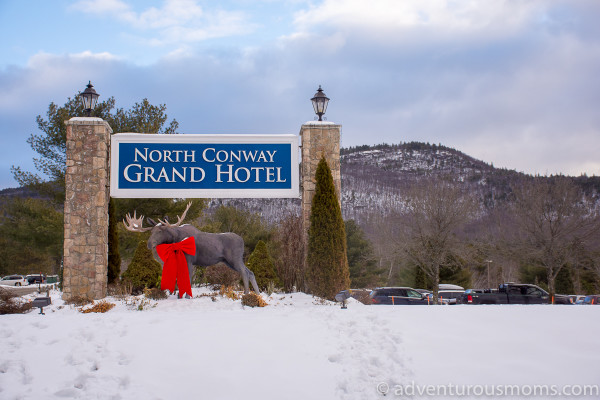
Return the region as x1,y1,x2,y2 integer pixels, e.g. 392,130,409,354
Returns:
300,121,342,242
63,117,112,300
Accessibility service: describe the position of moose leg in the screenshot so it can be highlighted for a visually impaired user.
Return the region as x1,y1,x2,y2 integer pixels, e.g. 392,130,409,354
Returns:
237,262,260,294
246,268,260,294
184,257,195,299
225,261,260,294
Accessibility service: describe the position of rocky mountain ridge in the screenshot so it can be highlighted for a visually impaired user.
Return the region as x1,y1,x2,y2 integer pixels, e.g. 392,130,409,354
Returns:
3,141,598,223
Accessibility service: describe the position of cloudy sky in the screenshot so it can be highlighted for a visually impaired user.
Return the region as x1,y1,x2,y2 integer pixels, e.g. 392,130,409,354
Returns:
1,0,599,189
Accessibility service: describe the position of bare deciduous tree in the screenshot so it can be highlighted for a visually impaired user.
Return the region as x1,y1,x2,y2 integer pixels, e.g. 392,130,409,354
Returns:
401,179,476,303
511,176,600,296
273,213,305,292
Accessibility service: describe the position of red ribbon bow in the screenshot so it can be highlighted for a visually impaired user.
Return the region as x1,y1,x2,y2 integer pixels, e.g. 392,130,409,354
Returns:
156,237,196,299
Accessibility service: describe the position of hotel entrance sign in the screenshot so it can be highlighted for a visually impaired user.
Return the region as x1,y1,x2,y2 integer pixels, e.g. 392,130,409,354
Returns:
110,133,299,198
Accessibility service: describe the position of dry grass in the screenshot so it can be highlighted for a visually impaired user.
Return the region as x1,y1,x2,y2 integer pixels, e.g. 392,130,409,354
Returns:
241,292,268,308
64,295,93,307
144,287,168,300
0,288,33,314
80,300,115,313
107,281,133,299
219,286,241,300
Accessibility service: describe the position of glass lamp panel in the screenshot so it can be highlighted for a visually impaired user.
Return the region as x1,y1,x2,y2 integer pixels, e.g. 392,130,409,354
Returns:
90,93,99,109
320,98,329,114
81,93,91,110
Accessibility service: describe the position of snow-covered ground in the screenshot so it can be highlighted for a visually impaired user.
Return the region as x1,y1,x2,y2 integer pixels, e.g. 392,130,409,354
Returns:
1,288,599,400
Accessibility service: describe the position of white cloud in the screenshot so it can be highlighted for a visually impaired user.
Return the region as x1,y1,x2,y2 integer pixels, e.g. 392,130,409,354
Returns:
71,0,255,45
0,51,120,112
71,0,132,15
293,0,543,41
1,0,599,185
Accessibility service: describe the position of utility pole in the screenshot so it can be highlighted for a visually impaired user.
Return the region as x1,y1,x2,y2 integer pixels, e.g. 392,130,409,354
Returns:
486,259,493,287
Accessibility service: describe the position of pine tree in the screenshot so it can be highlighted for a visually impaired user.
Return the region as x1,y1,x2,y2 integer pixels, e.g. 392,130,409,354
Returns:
107,198,121,284
247,240,280,291
306,157,350,300
345,219,383,288
414,265,428,289
121,240,162,294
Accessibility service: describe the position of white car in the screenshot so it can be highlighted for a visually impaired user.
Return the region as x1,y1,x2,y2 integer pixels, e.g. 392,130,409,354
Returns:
0,275,28,286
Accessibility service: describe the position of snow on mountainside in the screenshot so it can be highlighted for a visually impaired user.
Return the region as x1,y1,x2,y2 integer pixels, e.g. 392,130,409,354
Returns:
209,142,526,222
2,141,598,223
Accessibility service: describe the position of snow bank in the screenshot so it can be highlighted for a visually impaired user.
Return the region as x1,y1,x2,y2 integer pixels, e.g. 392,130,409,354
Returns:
1,288,598,400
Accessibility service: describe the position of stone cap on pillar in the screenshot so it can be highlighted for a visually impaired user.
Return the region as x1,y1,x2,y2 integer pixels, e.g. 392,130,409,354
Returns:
65,117,113,133
302,121,338,126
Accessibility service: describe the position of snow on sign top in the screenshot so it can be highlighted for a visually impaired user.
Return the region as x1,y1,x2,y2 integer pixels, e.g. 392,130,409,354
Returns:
110,133,300,199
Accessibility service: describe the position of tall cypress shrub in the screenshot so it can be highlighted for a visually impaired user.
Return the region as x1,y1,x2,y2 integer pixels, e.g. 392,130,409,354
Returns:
306,157,350,300
107,198,121,284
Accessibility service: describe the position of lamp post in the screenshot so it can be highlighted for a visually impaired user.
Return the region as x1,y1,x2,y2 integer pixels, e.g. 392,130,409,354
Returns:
310,85,329,121
79,81,99,117
485,259,493,287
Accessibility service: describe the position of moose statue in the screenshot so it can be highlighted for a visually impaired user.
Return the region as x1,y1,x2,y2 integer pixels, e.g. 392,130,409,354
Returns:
123,202,260,295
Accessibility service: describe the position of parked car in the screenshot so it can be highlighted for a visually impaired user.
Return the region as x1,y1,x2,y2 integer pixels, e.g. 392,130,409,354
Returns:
568,295,587,304
462,283,571,305
437,284,464,304
438,290,465,304
414,288,432,295
417,285,464,304
439,284,464,291
424,292,450,305
0,275,28,286
26,274,46,285
369,287,429,305
582,295,600,305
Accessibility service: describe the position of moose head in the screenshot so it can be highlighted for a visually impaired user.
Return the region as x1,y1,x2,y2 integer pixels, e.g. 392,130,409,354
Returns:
123,202,193,250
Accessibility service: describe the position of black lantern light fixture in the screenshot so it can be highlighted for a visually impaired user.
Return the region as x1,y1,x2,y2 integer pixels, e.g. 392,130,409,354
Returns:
311,85,329,121
79,81,99,117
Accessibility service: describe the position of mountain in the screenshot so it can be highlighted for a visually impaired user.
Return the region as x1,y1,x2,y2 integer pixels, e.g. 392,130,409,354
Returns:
3,141,599,223
212,142,600,223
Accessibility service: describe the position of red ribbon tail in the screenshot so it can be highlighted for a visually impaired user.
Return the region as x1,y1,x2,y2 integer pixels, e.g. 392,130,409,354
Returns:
176,251,193,299
160,255,177,293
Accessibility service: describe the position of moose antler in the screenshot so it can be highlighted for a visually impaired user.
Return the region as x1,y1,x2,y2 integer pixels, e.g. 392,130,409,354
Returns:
123,210,154,232
157,202,193,227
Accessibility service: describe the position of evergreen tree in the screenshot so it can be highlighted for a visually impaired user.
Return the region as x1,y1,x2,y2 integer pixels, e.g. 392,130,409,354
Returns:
0,198,63,276
121,240,162,294
345,219,383,288
246,240,280,291
107,198,121,284
12,96,178,202
414,265,428,289
306,157,350,300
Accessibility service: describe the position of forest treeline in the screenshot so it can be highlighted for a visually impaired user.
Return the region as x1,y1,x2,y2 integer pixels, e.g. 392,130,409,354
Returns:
1,91,599,296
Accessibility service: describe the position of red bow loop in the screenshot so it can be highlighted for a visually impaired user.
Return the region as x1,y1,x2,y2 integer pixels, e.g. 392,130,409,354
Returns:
156,237,196,298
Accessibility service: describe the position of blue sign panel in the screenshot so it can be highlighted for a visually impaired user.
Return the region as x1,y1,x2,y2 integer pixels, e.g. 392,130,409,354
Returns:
111,134,299,198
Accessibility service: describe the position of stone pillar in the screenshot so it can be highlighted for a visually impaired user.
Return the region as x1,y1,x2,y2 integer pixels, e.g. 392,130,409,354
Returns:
63,117,112,300
300,121,342,240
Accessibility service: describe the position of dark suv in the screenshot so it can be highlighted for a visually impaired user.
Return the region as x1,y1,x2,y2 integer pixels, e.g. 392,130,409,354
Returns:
26,274,46,285
369,287,428,305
